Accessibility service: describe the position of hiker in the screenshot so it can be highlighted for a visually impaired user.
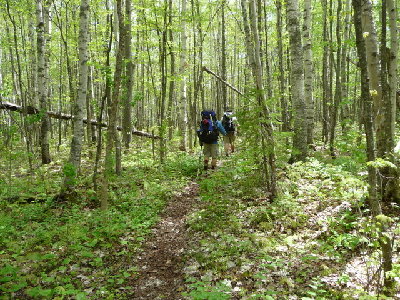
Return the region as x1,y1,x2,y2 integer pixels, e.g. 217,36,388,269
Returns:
197,109,227,170
221,108,238,156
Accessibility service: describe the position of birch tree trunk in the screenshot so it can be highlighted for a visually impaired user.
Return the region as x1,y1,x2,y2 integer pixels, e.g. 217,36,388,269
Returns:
241,0,276,198
353,0,394,293
178,0,188,151
221,0,227,110
93,12,113,192
101,0,125,208
340,0,351,131
158,1,168,162
6,1,33,171
62,0,89,195
321,0,329,144
352,0,380,220
387,0,397,153
286,0,307,162
275,0,288,132
167,0,176,140
86,67,94,146
122,0,133,149
261,2,272,101
361,0,381,123
36,0,51,164
385,0,400,203
329,0,342,158
302,0,314,148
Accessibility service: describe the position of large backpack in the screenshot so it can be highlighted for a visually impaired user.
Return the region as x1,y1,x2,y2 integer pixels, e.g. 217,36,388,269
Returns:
222,113,235,132
197,110,219,144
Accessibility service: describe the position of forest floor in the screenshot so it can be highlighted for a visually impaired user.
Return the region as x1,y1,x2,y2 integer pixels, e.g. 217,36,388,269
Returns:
126,181,200,299
130,151,399,300
1,143,400,299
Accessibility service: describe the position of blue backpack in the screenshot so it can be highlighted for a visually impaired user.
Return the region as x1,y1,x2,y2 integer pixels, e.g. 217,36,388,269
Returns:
197,110,219,144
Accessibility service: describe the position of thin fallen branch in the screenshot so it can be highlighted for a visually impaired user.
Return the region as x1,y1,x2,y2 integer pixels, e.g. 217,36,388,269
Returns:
202,66,244,96
0,101,161,139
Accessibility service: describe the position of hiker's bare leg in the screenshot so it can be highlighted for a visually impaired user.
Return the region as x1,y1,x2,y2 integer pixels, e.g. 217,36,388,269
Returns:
211,158,217,169
204,159,209,170
231,143,235,153
224,142,230,156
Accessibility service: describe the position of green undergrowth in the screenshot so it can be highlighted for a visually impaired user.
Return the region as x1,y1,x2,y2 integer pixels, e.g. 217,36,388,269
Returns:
184,153,399,299
0,143,199,299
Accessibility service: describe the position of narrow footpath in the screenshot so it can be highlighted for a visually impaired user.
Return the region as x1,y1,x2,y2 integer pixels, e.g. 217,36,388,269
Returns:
127,181,200,299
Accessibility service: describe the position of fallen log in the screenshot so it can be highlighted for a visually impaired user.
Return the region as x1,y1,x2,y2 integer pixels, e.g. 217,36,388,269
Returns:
0,101,161,139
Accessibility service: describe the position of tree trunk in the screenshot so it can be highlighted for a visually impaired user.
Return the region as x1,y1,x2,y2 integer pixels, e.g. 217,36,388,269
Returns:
275,0,288,132
385,0,400,203
221,0,227,110
286,0,307,163
158,1,168,163
340,0,352,132
36,0,51,164
6,0,33,171
386,0,397,154
353,0,393,294
329,0,342,158
361,0,381,125
62,0,89,196
93,13,112,192
321,0,329,144
178,0,188,151
261,1,272,101
122,0,133,149
302,0,314,148
86,67,94,147
167,0,176,140
241,0,276,198
102,0,125,207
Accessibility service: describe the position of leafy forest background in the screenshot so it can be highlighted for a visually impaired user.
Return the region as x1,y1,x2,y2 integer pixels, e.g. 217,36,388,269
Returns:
0,0,400,298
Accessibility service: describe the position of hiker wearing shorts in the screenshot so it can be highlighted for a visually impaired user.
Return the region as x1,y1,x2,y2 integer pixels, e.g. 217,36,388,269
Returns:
197,110,227,170
221,109,237,156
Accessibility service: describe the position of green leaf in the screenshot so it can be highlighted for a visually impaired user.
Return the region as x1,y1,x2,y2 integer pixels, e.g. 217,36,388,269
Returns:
366,158,397,169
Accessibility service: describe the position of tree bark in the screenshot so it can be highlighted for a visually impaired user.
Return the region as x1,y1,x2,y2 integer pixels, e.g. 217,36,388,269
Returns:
340,0,352,132
361,0,381,124
303,0,314,147
122,0,133,149
387,0,397,154
36,0,51,164
221,0,227,110
62,0,89,195
178,0,188,151
6,0,33,171
321,0,329,144
329,0,342,158
241,0,276,198
353,0,393,294
385,0,400,203
158,0,168,162
93,12,112,192
275,0,288,132
286,0,307,162
102,0,125,207
167,0,176,140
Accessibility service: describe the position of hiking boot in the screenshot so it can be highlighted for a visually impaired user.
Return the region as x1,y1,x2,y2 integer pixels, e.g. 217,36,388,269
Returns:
211,165,215,170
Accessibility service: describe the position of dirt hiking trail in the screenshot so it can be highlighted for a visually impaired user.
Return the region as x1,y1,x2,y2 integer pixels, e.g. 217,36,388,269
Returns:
127,181,200,299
